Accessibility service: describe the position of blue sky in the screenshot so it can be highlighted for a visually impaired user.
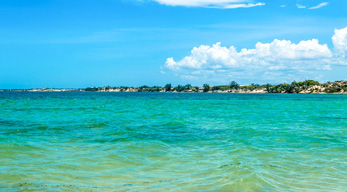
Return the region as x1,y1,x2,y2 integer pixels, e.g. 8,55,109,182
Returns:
1,0,347,88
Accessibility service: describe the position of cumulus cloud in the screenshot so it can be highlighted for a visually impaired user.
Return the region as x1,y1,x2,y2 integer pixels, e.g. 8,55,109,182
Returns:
151,0,265,9
164,27,347,83
309,2,329,9
332,27,347,58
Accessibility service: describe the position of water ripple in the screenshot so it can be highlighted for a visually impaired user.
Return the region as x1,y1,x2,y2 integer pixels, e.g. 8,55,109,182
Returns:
1,92,347,191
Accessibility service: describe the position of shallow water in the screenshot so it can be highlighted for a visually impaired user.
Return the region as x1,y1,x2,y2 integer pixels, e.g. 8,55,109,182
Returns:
0,92,346,191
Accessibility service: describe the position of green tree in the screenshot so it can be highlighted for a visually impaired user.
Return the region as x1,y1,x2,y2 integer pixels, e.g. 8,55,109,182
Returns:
164,84,172,92
303,80,320,87
265,84,272,93
138,85,149,92
85,87,99,92
151,86,161,92
229,81,240,90
140,85,149,89
203,84,210,92
212,86,220,91
287,81,301,93
192,86,199,92
176,85,185,92
184,84,192,90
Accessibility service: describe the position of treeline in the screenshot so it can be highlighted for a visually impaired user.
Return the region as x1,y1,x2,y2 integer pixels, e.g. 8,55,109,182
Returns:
85,82,240,93
265,80,347,93
85,80,347,94
266,80,320,93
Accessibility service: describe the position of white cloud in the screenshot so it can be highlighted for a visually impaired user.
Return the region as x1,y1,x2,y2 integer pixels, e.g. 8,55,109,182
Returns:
296,2,329,10
218,2,265,9
309,2,329,9
296,4,306,8
332,27,347,58
151,0,265,9
164,27,347,83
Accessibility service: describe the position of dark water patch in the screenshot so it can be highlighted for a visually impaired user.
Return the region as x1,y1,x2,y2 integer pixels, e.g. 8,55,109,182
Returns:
1,179,181,191
6,107,100,112
0,119,21,127
219,163,242,169
1,182,99,191
321,116,347,120
84,122,109,129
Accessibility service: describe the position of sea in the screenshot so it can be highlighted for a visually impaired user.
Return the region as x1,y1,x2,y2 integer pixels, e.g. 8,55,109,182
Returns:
0,92,346,191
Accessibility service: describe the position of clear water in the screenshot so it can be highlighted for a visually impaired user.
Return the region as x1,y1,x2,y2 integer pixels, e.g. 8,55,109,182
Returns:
0,92,346,191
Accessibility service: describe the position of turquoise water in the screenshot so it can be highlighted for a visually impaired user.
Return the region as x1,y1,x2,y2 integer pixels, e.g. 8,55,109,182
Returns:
0,92,346,191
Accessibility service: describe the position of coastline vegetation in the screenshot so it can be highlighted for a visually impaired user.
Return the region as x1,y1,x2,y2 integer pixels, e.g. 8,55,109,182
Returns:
82,80,347,94
2,80,346,94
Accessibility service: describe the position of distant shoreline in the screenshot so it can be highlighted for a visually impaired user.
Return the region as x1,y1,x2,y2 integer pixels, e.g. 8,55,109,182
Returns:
1,80,346,94
1,90,346,94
